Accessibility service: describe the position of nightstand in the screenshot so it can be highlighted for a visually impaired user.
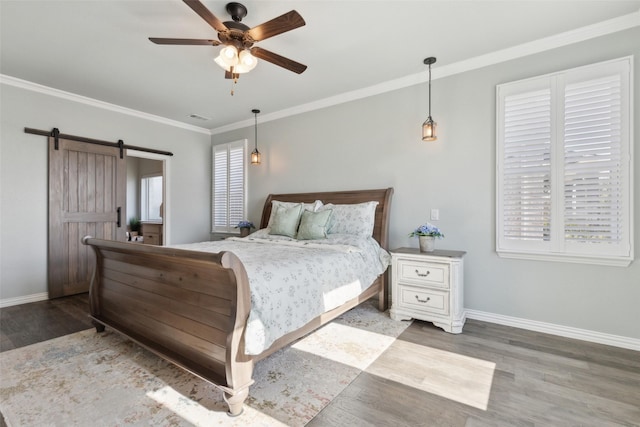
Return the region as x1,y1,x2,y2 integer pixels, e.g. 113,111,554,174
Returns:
140,222,163,246
389,248,466,333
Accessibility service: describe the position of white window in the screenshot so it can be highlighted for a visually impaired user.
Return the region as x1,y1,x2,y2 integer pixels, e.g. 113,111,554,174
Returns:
141,174,163,222
212,139,247,233
496,57,633,266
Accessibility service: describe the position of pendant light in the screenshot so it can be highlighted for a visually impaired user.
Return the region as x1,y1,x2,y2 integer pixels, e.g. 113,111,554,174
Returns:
422,57,437,141
251,109,261,165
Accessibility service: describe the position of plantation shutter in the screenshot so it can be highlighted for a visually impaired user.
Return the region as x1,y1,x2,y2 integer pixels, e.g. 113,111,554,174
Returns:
502,87,552,244
563,74,623,246
212,140,246,233
228,145,245,229
497,57,631,265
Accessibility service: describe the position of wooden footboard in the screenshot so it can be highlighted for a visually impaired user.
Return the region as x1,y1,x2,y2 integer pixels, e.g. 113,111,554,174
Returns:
81,236,253,415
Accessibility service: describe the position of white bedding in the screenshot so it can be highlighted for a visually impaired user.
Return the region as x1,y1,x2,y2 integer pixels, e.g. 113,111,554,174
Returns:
175,230,390,355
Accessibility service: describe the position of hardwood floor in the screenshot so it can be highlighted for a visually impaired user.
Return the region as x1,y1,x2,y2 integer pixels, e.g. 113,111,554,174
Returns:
1,296,638,426
309,319,640,426
0,293,92,352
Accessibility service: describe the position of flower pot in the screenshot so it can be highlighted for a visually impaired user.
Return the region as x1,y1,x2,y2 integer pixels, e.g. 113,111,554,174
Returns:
240,227,250,237
419,235,435,252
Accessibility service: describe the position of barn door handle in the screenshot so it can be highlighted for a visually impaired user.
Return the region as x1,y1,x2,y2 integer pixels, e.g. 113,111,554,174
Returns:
117,207,121,227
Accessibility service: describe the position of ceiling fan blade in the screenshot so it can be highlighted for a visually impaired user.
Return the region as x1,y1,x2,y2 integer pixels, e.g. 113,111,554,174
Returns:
149,37,220,46
183,0,228,33
251,46,307,74
247,10,305,42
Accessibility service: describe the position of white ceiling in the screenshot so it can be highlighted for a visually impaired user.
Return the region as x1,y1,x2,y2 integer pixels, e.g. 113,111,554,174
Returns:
2,1,639,132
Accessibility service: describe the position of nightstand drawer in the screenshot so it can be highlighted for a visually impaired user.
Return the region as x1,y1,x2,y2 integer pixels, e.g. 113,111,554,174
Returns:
398,260,449,289
143,232,160,245
399,286,449,316
141,222,163,246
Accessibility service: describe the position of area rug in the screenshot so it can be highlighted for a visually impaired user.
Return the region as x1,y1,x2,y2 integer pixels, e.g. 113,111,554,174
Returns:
0,301,410,426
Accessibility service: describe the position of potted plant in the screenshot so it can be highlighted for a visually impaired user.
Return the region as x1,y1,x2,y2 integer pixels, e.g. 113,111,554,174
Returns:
235,220,255,237
409,222,444,252
128,217,141,240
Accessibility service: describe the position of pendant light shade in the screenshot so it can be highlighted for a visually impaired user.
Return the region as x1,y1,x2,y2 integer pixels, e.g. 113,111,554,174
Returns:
422,117,437,141
422,57,438,142
251,109,261,165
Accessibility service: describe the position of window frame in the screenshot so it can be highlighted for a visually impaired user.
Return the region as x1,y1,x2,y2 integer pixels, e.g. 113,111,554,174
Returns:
140,173,163,222
211,139,248,234
496,56,633,266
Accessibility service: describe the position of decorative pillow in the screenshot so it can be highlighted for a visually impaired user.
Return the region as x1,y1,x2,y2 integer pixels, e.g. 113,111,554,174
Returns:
319,201,379,237
297,209,333,240
269,204,303,238
266,200,322,228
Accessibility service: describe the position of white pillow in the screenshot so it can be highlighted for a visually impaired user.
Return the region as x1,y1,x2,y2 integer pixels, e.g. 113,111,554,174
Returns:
266,200,322,228
319,201,379,237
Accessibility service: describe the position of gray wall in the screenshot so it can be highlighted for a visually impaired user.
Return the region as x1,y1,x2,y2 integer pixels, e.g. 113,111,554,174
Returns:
213,27,640,340
0,84,212,300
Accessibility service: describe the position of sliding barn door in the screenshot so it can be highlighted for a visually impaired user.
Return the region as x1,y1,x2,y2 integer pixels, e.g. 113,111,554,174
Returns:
48,137,126,298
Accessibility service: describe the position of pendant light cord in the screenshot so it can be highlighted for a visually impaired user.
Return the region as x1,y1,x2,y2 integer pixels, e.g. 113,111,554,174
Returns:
252,109,260,151
428,63,432,118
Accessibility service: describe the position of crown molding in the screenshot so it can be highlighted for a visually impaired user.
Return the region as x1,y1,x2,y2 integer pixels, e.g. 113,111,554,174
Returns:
210,9,640,135
0,75,212,136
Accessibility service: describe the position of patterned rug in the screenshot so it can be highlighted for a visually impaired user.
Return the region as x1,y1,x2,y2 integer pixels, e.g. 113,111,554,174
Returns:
0,301,410,426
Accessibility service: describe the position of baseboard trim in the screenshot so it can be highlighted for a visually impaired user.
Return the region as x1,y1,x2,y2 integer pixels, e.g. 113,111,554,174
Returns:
466,309,640,352
0,292,49,308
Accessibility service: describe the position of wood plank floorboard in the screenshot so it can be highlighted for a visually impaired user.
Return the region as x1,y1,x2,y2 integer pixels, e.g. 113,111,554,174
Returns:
310,319,640,427
0,293,92,352
1,296,638,426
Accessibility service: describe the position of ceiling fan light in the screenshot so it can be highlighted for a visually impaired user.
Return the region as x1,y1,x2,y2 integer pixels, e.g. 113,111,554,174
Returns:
239,50,257,69
219,45,238,67
233,51,257,73
233,64,249,73
214,54,232,72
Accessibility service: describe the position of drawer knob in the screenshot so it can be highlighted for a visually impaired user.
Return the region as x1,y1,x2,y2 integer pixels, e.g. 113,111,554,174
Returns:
416,269,430,278
415,295,431,303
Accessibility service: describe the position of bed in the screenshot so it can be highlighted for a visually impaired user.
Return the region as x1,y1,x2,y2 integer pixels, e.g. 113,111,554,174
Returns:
82,188,393,416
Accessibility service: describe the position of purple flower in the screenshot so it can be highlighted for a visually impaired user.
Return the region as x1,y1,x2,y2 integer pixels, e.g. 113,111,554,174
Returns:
409,222,444,238
235,220,255,229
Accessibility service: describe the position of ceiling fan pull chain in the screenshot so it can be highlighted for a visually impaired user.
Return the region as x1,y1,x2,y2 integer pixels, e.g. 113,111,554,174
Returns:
230,76,239,96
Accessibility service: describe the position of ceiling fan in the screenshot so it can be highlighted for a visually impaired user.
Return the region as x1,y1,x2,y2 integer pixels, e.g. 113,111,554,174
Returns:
149,0,307,81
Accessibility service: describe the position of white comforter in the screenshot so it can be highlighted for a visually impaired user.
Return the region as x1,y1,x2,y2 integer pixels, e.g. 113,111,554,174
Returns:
175,231,390,355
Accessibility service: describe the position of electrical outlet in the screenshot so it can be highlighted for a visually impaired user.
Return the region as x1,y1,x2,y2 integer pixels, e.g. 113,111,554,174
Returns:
430,208,440,221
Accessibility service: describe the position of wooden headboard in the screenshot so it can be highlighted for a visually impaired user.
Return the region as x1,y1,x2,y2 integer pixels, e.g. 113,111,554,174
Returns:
260,188,394,250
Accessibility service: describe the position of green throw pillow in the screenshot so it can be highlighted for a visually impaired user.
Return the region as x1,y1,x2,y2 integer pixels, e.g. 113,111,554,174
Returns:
297,209,333,240
269,203,303,238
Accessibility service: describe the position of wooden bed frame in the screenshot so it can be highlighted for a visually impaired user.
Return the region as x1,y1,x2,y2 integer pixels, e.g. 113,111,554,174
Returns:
82,188,393,416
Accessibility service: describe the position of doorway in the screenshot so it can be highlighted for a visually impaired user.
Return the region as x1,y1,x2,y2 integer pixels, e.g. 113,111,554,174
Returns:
126,150,169,245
